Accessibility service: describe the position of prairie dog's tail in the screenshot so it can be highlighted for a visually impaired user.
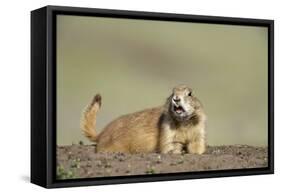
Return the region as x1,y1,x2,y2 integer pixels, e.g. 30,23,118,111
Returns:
81,94,102,142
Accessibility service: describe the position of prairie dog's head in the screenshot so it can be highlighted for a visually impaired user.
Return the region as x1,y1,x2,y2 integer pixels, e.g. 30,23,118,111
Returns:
168,85,196,121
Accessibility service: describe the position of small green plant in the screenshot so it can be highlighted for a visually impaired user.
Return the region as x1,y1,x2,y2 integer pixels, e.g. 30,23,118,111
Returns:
146,166,156,174
56,165,75,179
70,158,81,168
79,140,84,145
177,156,184,164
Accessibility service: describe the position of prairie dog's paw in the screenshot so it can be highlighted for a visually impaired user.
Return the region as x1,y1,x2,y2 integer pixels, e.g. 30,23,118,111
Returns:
188,141,205,154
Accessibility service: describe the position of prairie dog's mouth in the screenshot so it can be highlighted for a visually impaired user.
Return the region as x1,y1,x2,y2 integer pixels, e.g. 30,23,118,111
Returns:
173,104,185,114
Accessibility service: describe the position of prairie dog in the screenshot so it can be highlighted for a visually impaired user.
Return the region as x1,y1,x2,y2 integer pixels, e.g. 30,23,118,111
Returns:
81,85,206,154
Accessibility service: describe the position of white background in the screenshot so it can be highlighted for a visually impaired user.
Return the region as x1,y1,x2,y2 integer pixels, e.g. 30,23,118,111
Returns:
0,0,279,193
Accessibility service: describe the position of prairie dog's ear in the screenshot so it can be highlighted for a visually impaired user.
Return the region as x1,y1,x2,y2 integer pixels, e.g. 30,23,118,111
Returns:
167,94,173,102
188,88,193,96
164,94,173,111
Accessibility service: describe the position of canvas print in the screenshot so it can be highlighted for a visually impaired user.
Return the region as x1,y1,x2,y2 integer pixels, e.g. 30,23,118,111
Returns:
56,15,268,180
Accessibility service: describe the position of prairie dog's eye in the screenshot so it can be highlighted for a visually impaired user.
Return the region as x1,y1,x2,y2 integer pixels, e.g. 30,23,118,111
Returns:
185,91,191,96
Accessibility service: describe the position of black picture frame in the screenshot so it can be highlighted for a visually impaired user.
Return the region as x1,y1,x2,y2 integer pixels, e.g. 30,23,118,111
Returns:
31,5,274,188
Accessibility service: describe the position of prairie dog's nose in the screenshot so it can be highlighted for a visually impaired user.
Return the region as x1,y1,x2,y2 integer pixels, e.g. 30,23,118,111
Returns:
173,96,180,103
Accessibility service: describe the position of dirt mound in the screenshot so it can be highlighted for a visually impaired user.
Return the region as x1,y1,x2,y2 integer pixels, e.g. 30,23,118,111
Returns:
56,145,267,179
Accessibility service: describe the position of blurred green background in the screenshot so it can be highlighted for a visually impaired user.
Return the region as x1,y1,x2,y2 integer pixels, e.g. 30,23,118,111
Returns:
57,15,268,146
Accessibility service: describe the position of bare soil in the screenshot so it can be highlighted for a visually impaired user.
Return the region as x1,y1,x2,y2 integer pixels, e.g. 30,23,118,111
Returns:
56,144,268,179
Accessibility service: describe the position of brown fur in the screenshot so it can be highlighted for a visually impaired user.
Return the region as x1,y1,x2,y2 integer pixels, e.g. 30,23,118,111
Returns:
81,85,206,154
